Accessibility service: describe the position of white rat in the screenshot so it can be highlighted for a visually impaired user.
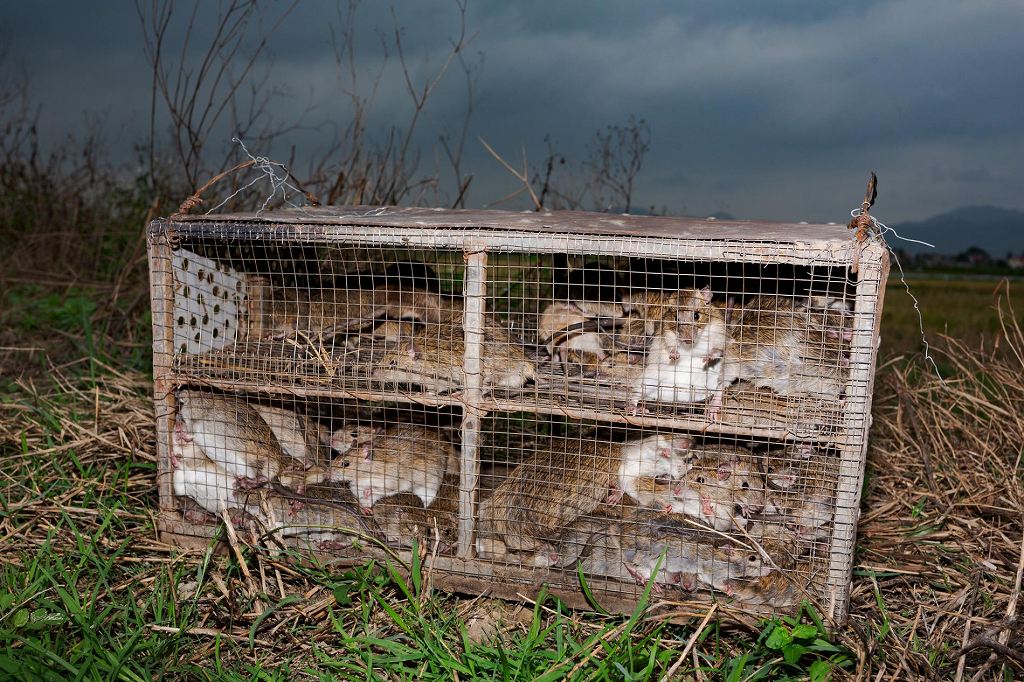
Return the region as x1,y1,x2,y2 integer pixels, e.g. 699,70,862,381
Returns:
170,427,257,524
605,288,728,416
612,433,694,509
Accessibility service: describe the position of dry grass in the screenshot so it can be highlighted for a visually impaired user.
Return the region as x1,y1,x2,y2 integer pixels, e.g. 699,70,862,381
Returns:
2,290,1023,679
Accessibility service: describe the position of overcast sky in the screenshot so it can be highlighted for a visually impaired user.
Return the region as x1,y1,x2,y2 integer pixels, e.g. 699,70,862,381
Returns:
3,0,1023,226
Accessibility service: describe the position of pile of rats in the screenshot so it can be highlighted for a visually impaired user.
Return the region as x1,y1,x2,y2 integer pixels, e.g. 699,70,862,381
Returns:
241,257,853,419
172,388,835,606
476,432,835,604
172,389,462,552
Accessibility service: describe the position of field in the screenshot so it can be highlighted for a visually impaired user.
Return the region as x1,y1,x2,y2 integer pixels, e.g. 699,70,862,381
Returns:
881,275,1024,354
2,252,1023,680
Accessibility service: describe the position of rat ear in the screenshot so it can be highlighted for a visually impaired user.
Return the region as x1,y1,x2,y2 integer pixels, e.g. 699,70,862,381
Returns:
675,436,694,449
406,342,420,360
717,464,732,482
699,286,712,304
362,443,372,461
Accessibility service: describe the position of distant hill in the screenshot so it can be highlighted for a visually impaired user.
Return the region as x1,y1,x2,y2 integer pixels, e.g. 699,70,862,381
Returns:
890,206,1024,255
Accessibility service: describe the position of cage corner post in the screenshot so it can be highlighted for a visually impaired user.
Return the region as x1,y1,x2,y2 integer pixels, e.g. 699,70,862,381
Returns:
457,246,488,559
825,240,889,623
146,220,181,541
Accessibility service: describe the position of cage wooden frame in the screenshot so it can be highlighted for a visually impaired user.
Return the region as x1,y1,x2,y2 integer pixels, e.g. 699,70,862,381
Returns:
147,206,889,623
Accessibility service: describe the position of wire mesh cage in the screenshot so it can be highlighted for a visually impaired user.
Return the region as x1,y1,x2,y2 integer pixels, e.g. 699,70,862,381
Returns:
147,206,888,622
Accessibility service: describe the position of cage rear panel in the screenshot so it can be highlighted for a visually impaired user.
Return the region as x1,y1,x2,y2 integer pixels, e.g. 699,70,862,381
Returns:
147,207,887,622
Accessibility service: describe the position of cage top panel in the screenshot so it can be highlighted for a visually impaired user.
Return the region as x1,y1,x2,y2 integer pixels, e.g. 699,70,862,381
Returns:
158,205,854,246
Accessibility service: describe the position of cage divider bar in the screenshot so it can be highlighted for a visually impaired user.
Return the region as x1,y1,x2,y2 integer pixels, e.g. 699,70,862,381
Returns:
826,241,890,621
458,247,488,558
164,372,844,444
147,229,179,537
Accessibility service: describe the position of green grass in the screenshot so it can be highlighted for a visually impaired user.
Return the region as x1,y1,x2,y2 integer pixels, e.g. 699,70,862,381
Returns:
0,303,856,679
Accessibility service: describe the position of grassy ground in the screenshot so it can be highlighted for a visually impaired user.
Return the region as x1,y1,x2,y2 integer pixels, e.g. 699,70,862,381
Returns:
2,242,1024,678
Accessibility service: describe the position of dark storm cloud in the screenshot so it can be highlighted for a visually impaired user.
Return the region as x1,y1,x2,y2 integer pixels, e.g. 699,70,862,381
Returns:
3,0,1023,227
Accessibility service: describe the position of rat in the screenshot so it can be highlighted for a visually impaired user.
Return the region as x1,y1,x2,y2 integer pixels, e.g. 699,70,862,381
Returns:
373,474,459,552
250,404,332,470
598,289,692,356
175,389,335,494
575,510,771,595
724,570,804,607
671,445,767,531
372,316,536,393
612,433,695,509
170,427,259,525
718,295,847,401
803,295,854,342
327,423,456,513
249,488,380,552
760,444,835,545
476,433,692,564
538,300,626,370
261,286,447,340
597,288,728,416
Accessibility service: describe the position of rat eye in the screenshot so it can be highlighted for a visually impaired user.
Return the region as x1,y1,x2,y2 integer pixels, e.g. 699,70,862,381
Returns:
748,554,758,563
741,481,750,489
694,311,701,322
695,476,705,484
341,459,351,468
653,474,671,485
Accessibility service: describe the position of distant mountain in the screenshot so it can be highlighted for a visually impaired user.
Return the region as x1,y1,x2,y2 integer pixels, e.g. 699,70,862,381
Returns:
890,206,1024,255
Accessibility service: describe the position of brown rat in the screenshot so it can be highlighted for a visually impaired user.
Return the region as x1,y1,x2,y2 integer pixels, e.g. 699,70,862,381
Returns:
538,300,626,371
760,443,835,545
372,316,536,393
373,474,459,552
251,489,380,551
719,295,847,401
251,404,332,469
671,445,767,530
175,390,335,494
476,433,693,564
260,286,447,340
328,423,457,513
724,569,805,607
574,510,771,595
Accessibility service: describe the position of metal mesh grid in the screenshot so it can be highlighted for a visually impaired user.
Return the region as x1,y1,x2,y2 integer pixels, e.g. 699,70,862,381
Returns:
148,208,887,621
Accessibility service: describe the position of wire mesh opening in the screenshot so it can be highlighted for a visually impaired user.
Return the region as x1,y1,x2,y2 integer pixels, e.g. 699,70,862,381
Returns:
150,209,886,620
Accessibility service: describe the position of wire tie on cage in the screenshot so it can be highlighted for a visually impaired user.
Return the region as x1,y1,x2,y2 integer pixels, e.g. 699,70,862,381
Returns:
171,141,322,221
847,171,878,273
172,159,258,219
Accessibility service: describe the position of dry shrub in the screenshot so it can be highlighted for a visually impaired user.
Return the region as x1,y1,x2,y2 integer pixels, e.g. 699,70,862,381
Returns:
849,290,1024,679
